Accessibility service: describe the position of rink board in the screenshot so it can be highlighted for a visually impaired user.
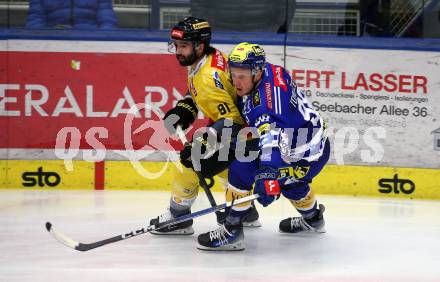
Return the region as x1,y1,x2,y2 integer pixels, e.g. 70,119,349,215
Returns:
1,160,439,200
313,165,440,200
0,160,94,189
1,40,440,170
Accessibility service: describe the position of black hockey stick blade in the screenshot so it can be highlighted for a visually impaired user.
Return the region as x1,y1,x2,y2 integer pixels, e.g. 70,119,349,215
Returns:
45,222,147,252
45,194,258,252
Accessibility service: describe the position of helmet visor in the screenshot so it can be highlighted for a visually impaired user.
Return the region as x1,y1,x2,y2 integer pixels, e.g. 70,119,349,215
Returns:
167,41,176,54
167,39,195,54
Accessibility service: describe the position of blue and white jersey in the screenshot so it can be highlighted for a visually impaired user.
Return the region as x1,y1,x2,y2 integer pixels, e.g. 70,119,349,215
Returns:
238,63,327,168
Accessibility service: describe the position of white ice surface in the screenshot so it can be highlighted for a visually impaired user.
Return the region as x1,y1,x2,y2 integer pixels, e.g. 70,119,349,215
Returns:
1,190,440,282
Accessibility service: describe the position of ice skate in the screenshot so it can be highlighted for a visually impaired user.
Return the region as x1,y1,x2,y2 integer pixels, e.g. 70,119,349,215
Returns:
241,202,262,227
197,224,244,251
217,202,262,227
279,204,326,233
149,209,194,235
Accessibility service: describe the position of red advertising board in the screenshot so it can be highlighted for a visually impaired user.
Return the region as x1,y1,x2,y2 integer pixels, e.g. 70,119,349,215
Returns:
0,51,198,150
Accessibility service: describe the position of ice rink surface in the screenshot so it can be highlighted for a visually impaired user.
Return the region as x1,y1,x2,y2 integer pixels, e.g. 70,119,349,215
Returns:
1,190,439,282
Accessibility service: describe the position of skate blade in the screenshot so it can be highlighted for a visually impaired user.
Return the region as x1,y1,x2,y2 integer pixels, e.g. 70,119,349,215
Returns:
216,220,262,228
243,219,262,228
150,226,194,235
315,226,326,233
197,242,245,251
278,227,326,234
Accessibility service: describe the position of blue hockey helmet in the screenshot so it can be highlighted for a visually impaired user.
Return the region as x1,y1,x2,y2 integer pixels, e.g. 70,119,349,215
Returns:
228,42,266,74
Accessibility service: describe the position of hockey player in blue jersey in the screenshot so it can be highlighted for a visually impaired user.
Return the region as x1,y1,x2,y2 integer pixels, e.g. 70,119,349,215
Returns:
197,42,331,251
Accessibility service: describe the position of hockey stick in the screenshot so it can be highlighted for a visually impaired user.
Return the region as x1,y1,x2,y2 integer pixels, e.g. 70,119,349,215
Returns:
46,194,258,252
175,126,223,222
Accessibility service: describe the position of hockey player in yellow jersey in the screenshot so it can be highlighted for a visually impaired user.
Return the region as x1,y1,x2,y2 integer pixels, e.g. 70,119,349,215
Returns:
149,17,261,235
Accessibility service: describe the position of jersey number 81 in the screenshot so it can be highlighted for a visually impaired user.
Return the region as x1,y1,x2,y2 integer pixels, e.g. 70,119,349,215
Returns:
218,102,231,115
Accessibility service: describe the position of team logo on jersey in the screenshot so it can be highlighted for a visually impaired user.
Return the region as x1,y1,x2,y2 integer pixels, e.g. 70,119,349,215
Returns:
265,83,272,109
211,50,226,71
213,71,224,89
272,65,287,91
278,166,310,184
253,90,261,106
293,166,310,179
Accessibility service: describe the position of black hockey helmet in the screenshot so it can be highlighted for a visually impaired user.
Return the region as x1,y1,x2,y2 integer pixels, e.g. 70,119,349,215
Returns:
170,17,211,45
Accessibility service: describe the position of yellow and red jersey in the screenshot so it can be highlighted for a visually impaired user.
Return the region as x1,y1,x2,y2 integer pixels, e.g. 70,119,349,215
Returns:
187,49,244,125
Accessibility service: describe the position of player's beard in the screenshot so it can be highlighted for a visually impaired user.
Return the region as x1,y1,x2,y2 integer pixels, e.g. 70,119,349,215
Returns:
176,52,198,66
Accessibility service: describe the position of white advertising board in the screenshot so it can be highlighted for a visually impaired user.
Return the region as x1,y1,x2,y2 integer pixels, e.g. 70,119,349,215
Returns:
281,46,440,168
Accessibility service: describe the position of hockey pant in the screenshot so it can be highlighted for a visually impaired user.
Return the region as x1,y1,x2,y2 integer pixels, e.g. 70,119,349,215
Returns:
169,165,229,216
227,139,331,221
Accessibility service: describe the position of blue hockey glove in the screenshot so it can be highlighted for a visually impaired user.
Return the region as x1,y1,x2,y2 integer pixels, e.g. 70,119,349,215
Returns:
254,166,281,207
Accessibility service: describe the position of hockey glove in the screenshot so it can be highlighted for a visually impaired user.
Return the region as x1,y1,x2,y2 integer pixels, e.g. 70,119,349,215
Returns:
163,98,198,134
254,166,281,207
179,143,193,169
180,132,216,170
